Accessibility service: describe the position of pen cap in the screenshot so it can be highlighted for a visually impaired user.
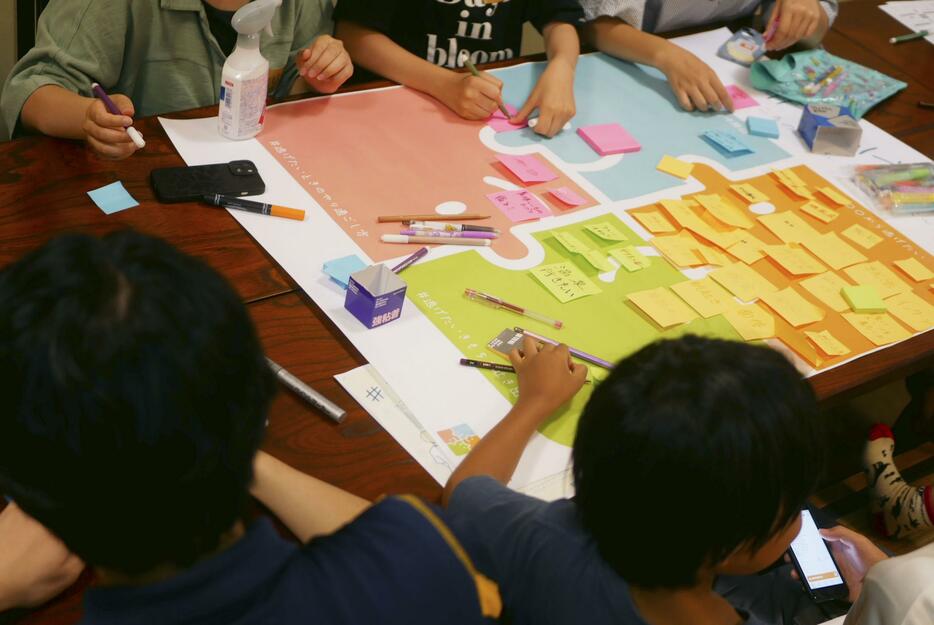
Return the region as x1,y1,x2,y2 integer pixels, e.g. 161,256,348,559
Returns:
270,205,305,221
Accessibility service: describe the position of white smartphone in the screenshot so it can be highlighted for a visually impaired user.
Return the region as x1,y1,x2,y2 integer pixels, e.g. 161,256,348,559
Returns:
788,510,849,602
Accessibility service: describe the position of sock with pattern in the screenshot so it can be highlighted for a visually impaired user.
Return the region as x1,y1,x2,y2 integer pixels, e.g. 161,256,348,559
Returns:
864,424,934,538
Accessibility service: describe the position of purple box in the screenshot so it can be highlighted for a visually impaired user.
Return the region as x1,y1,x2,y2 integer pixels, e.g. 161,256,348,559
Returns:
797,103,861,156
344,264,407,329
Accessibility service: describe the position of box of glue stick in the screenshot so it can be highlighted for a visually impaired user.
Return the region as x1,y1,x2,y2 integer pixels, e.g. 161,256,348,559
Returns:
797,103,862,156
344,264,407,329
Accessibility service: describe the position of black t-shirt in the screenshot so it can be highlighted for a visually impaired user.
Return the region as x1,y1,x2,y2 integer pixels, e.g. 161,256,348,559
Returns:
203,2,238,57
334,0,584,70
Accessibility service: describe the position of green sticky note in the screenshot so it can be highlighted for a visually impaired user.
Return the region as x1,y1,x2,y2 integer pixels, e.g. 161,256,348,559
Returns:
530,261,601,303
841,285,886,313
585,221,628,242
553,232,592,254
609,246,651,271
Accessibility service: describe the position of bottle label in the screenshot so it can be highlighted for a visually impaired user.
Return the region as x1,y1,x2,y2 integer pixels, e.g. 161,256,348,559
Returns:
219,74,268,139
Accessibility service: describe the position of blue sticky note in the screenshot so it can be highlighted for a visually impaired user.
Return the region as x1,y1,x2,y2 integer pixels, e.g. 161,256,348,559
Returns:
323,255,367,289
701,130,754,156
87,181,139,215
747,116,780,139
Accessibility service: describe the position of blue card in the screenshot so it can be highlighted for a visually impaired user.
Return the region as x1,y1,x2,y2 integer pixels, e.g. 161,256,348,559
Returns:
87,181,139,215
701,130,754,156
323,255,367,289
747,116,780,139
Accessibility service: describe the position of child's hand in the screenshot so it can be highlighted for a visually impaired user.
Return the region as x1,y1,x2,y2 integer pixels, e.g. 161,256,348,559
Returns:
656,44,733,112
512,60,576,138
82,94,139,160
819,526,888,603
509,336,588,417
0,503,84,611
765,0,823,50
437,71,505,120
299,35,354,94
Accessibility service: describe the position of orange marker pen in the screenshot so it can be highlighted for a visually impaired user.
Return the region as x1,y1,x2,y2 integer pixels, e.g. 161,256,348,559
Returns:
202,194,305,221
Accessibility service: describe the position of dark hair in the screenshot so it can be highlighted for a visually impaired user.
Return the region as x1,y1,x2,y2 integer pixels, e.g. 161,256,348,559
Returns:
0,231,276,575
572,336,823,589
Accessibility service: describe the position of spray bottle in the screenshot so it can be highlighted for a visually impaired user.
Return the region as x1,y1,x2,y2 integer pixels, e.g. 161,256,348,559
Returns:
218,0,282,140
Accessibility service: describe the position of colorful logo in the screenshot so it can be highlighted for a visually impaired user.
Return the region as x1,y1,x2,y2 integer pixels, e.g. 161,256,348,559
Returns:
437,424,481,457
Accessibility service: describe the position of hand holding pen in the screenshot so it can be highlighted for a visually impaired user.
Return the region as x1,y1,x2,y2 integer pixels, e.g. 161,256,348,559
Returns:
86,83,145,160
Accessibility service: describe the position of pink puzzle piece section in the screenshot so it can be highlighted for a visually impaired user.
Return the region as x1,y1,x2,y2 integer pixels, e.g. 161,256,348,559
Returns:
725,85,759,110
496,153,559,184
487,104,527,133
486,189,553,222
577,123,641,155
548,186,588,207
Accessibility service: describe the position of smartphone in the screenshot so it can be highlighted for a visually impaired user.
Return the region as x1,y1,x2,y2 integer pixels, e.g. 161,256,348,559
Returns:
788,510,849,602
150,160,265,203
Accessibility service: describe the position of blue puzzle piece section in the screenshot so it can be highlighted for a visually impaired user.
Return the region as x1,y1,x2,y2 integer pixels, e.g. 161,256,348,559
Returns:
492,55,788,201
747,116,780,138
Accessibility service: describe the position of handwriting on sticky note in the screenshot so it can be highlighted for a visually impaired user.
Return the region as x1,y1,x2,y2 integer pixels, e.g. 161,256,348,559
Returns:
487,189,552,223
798,201,838,224
553,231,592,254
771,168,814,200
725,84,758,109
585,221,628,242
577,123,641,156
657,155,693,179
730,183,769,204
487,103,527,133
762,244,826,276
758,211,821,244
800,232,866,271
844,261,912,299
632,210,676,233
530,262,601,303
709,262,778,301
759,287,825,327
702,130,753,156
805,330,850,357
496,154,558,183
652,232,704,267
843,312,911,346
893,257,934,282
671,278,735,318
695,194,754,229
884,291,934,332
698,245,730,266
627,287,698,328
87,181,139,215
548,186,587,207
841,224,883,250
723,304,776,340
609,246,651,272
799,272,852,312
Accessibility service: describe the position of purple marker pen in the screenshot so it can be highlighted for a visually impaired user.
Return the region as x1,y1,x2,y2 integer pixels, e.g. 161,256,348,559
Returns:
391,247,429,274
515,327,614,370
400,229,497,239
91,82,146,149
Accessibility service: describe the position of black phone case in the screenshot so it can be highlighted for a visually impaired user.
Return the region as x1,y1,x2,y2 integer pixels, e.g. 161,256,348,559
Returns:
150,160,266,203
787,545,849,603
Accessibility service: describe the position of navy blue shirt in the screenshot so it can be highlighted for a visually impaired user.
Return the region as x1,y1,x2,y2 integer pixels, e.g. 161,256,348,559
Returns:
447,477,772,625
80,497,495,625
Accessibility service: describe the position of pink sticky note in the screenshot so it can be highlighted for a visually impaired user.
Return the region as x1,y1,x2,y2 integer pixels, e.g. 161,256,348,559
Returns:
495,154,559,184
725,85,759,110
548,186,587,207
576,123,641,156
487,104,527,133
486,189,553,223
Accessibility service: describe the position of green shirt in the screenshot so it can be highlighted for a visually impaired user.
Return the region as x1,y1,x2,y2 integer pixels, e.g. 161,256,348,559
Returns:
1,0,333,139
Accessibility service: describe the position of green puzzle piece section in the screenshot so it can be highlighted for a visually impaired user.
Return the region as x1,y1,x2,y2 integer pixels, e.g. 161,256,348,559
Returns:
404,215,741,447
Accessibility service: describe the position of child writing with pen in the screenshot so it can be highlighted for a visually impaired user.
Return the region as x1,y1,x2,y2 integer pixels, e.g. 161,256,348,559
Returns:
580,0,838,112
1,0,353,159
334,0,584,138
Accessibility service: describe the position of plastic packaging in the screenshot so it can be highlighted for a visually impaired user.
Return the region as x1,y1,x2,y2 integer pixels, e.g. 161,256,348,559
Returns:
219,0,282,140
853,163,934,215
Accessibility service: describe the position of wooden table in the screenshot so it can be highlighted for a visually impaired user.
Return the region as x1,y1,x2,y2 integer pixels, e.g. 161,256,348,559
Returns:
1,1,931,622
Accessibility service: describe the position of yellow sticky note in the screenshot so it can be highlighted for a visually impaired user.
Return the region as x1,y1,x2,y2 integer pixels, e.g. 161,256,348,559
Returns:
657,155,693,179
581,249,614,272
632,210,676,234
762,244,826,275
627,287,698,328
652,232,704,267
893,257,934,282
758,212,821,244
728,240,764,264
843,312,912,346
730,183,770,204
842,224,883,250
670,278,736,318
709,262,779,302
609,246,651,272
760,287,825,327
805,330,851,357
844,261,912,299
818,186,855,206
553,231,592,254
798,200,839,224
772,168,815,199
722,304,776,340
660,201,734,249
695,194,755,229
698,245,730,266
800,232,867,271
585,222,628,242
884,291,934,332
799,272,852,312
530,262,601,304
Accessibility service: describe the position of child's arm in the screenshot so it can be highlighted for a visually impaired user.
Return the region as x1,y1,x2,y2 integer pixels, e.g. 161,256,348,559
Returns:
250,451,371,543
512,22,580,137
295,35,355,95
764,0,831,51
21,86,140,160
584,17,733,112
442,337,587,505
336,21,505,120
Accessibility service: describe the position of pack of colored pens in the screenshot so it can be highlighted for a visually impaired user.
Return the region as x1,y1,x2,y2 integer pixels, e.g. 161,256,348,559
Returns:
853,163,934,215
